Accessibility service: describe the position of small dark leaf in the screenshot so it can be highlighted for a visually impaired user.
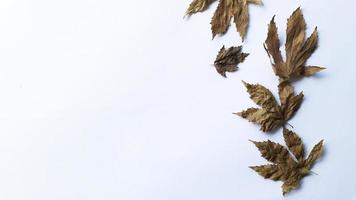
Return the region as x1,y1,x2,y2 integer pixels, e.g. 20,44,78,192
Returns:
214,45,248,77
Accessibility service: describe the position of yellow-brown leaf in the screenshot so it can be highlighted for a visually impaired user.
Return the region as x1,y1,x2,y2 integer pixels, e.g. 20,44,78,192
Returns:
251,129,324,195
251,140,294,164
243,81,279,110
282,176,301,195
305,140,323,168
233,0,249,40
185,0,217,16
250,164,288,181
264,16,285,77
210,0,262,39
303,66,325,76
237,81,302,132
285,7,306,73
283,128,304,161
235,108,283,132
264,8,325,81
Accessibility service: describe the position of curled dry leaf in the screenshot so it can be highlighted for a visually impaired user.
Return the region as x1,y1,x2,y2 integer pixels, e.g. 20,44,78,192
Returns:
214,45,249,77
264,8,325,82
185,0,263,40
250,128,324,195
235,81,303,132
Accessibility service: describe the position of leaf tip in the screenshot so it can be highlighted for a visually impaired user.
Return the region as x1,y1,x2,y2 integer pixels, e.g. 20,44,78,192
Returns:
249,166,257,170
271,15,276,22
241,80,250,88
249,139,258,145
233,112,241,116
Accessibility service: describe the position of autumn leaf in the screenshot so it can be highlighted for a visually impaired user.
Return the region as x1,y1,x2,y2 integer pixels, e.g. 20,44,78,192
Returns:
211,0,262,40
264,8,325,82
250,128,323,195
235,81,303,132
185,0,217,16
214,45,249,77
185,0,262,40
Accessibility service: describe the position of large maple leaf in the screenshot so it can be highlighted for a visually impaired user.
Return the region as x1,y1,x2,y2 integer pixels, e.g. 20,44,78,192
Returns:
250,128,323,195
235,81,303,132
264,8,325,82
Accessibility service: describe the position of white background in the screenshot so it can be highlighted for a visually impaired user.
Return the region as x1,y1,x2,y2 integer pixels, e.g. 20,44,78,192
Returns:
0,0,355,199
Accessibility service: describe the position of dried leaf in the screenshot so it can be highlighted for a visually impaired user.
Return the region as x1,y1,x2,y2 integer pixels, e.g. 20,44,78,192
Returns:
303,66,325,77
238,107,283,132
211,0,262,40
278,81,304,120
264,8,325,82
247,0,263,5
250,164,287,181
185,0,217,16
235,81,303,132
305,140,323,168
185,0,262,40
250,140,293,164
214,45,249,77
283,128,304,161
250,129,323,195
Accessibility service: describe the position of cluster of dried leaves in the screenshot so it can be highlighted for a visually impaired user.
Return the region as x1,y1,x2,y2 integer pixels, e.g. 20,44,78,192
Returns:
236,8,325,134
251,128,323,195
185,0,263,40
184,2,325,195
233,8,325,195
214,45,249,77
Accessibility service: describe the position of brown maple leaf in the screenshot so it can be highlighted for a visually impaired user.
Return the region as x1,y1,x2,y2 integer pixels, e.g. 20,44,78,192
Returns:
214,45,249,77
235,81,303,132
185,0,263,40
250,128,323,195
211,0,263,40
185,0,217,16
264,8,325,82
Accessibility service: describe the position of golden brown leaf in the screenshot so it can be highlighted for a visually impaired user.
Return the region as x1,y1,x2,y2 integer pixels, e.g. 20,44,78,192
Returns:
233,0,249,40
250,129,324,195
303,66,326,76
264,8,325,81
214,45,249,77
282,176,301,195
247,0,262,5
242,81,278,110
264,16,284,74
237,108,283,132
210,0,235,38
305,140,324,168
186,0,262,40
250,164,287,181
283,128,304,161
235,81,303,132
185,0,217,16
185,0,262,39
278,81,304,120
250,140,293,164
210,0,262,40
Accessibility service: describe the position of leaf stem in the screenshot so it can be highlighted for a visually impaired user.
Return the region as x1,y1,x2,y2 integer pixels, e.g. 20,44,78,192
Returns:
286,122,294,129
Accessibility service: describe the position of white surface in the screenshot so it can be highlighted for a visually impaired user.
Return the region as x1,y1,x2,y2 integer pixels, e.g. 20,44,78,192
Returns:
0,0,355,199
